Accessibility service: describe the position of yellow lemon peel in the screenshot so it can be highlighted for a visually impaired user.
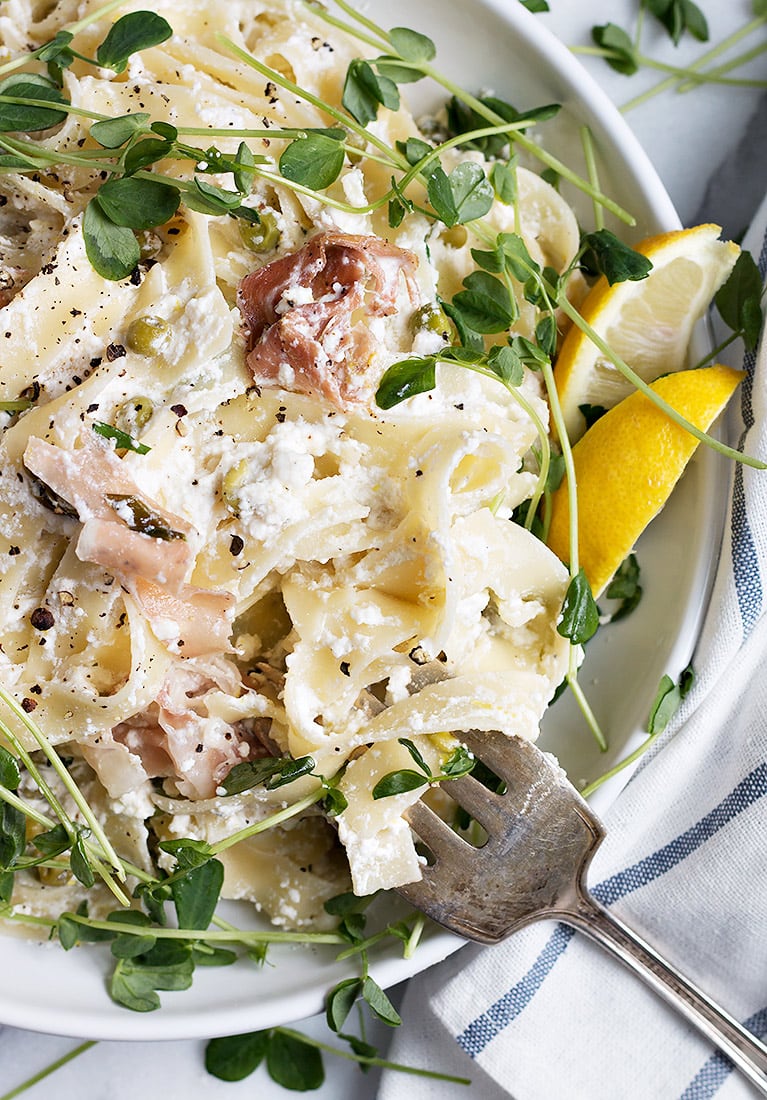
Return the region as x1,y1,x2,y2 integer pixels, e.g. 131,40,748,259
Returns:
547,364,744,598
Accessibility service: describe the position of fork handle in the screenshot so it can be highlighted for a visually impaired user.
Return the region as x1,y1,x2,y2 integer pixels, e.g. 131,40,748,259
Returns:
560,893,767,1095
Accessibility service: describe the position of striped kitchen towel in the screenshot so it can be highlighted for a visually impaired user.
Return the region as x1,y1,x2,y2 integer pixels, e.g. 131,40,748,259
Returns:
377,200,767,1100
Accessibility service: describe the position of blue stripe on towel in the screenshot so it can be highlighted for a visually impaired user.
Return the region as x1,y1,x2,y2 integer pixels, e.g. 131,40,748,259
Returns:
677,1005,767,1099
731,224,767,634
457,764,767,1058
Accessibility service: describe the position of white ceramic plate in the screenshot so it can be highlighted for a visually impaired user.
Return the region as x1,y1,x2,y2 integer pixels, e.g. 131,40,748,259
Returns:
0,0,727,1041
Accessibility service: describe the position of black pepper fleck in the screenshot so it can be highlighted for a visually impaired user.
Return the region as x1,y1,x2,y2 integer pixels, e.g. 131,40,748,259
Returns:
229,534,244,557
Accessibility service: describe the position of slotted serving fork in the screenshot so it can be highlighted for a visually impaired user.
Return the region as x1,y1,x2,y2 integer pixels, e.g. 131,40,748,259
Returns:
398,730,767,1094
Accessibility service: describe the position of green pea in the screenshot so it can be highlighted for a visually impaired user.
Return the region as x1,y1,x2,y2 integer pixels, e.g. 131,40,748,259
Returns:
239,211,280,253
410,303,457,343
222,459,249,516
126,316,171,356
116,396,153,436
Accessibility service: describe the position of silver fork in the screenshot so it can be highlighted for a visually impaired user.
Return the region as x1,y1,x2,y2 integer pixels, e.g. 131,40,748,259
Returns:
398,730,767,1094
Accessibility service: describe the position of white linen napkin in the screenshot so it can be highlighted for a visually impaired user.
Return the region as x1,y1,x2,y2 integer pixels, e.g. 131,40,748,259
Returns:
377,199,767,1100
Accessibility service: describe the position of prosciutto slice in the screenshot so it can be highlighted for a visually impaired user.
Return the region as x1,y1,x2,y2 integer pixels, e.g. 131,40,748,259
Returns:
24,435,194,592
237,231,419,408
111,656,265,800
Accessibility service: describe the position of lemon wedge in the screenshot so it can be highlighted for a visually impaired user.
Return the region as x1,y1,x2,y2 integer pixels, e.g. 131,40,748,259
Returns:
546,364,744,598
554,224,739,443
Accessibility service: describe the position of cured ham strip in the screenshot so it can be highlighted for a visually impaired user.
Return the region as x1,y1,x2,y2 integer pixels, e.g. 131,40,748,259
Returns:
77,518,192,592
129,577,235,658
237,230,419,408
24,434,195,592
111,656,264,800
25,435,236,659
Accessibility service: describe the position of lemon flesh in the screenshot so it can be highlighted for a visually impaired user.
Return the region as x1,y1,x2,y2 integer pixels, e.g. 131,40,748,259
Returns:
546,365,744,598
554,225,739,443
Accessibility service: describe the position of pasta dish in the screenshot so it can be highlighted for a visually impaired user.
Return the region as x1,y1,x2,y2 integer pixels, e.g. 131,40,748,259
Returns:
0,0,735,1003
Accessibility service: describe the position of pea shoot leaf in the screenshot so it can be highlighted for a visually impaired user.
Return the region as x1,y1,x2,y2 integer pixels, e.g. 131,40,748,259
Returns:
487,344,524,386
557,569,599,645
206,1031,270,1082
388,27,436,63
90,112,150,148
171,858,224,930
441,745,475,778
647,664,694,734
715,250,764,352
70,833,95,888
372,769,429,799
578,402,608,430
107,909,156,959
184,178,242,216
233,140,257,194
442,298,484,351
96,12,173,74
324,891,375,917
591,24,639,76
193,944,238,967
134,879,171,926
452,271,517,333
535,313,558,358
0,744,20,790
279,133,345,190
96,176,180,230
499,232,539,282
321,786,348,816
375,355,436,409
645,0,708,45
605,553,643,622
581,228,652,284
428,161,494,227
158,837,213,870
35,30,74,65
0,799,24,870
446,94,558,157
396,135,439,179
398,738,431,776
0,73,69,133
491,159,517,205
0,870,13,904
110,940,194,1012
222,754,315,795
374,57,424,84
151,120,179,142
123,136,173,174
267,1030,325,1090
31,822,69,857
337,911,366,943
519,0,550,10
388,178,414,228
362,976,402,1026
342,59,400,126
326,977,363,1032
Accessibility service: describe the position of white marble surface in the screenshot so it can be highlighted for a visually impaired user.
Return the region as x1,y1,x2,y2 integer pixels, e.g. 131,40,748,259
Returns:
1,2,765,1098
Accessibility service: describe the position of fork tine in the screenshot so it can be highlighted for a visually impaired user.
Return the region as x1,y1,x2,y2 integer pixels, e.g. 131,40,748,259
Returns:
460,730,558,802
405,798,468,859
446,774,505,831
